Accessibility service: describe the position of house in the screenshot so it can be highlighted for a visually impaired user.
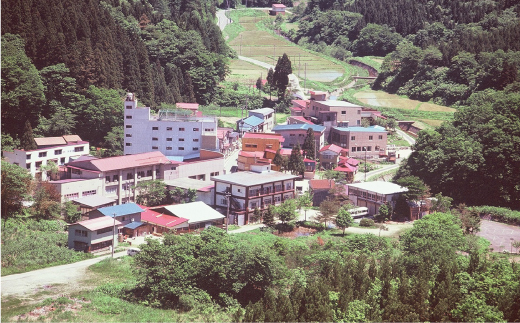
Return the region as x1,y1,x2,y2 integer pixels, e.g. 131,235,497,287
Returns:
347,182,408,216
72,195,116,216
237,116,265,135
3,135,89,180
319,144,346,169
68,216,122,252
333,157,359,182
139,205,189,235
211,170,298,226
123,93,218,157
217,127,239,155
269,3,286,15
309,179,335,206
50,150,224,204
303,158,317,179
287,116,314,125
330,125,387,159
242,132,285,152
88,203,144,237
163,177,215,205
237,151,271,171
272,124,326,154
249,108,275,130
152,202,225,232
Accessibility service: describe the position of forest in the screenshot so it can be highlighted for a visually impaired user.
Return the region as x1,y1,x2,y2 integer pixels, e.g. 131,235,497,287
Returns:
288,0,520,105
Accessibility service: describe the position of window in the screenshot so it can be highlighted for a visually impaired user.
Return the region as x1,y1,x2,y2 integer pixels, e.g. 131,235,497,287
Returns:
137,171,145,178
113,175,119,182
152,137,158,141
369,136,373,140
221,198,228,205
39,152,47,157
290,134,295,137
166,147,173,150
351,136,355,140
166,127,172,131
171,166,177,170
126,105,132,109
205,128,214,132
166,138,172,141
299,134,304,137
82,190,96,196
127,173,133,180
105,176,110,182
97,227,112,234
179,138,185,142
179,147,184,150
210,172,220,176
341,111,346,114
147,170,153,177
72,168,81,175
152,126,159,130
35,161,42,168
126,125,132,129
250,202,257,209
26,154,31,160
266,144,273,149
106,187,117,194
60,157,65,164
126,143,132,146
367,146,372,151
126,134,132,137
379,135,383,140
193,128,199,131
357,120,360,125
75,229,88,237
75,147,84,152
192,147,199,151
237,188,241,192
357,110,361,114
286,183,292,190
26,163,31,169
54,149,62,155
193,138,199,142
126,115,132,119
65,193,79,200
245,144,257,148
179,127,185,131
152,146,158,150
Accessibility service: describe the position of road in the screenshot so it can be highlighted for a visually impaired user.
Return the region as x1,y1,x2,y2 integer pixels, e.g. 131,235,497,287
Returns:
1,251,127,297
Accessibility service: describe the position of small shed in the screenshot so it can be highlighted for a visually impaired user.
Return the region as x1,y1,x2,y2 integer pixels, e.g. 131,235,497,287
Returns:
270,3,286,15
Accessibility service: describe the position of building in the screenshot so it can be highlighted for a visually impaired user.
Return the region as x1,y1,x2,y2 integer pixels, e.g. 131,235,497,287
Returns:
330,126,387,159
139,205,189,235
319,144,347,169
123,92,218,157
347,182,408,216
154,202,225,231
241,133,285,152
88,203,144,235
72,195,116,216
163,177,215,205
217,127,239,155
50,150,224,204
3,135,89,180
269,3,286,15
333,157,359,182
248,108,275,131
309,179,335,206
272,124,326,153
287,116,314,125
237,115,265,135
237,151,271,171
68,216,121,252
211,170,298,226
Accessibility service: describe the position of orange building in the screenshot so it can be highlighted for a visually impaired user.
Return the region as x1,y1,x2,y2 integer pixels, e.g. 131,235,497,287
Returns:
241,133,285,152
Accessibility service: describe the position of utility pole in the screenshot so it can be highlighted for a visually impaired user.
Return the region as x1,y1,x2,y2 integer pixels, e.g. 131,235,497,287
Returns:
112,212,116,258
364,147,367,181
304,63,307,93
273,45,276,65
225,191,231,233
240,34,242,55
298,53,301,78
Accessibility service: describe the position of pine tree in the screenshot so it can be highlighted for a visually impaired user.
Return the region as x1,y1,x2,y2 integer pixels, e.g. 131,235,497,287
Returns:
266,67,274,100
263,205,276,228
273,53,292,100
272,149,286,171
288,143,305,175
20,120,37,150
301,127,316,160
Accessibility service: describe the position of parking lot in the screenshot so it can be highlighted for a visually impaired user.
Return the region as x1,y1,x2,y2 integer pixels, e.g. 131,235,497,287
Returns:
477,220,520,253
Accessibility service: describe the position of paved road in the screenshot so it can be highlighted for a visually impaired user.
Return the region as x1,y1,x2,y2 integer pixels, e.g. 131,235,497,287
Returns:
1,251,127,297
478,220,520,253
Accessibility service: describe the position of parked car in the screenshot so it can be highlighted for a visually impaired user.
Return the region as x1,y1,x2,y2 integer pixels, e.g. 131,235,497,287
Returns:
127,247,141,256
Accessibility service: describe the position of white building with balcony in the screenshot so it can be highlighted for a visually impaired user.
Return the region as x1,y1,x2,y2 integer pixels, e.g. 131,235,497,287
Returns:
123,93,218,157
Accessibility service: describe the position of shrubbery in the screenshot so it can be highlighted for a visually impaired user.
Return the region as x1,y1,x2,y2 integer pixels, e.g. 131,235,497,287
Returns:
359,218,375,227
469,206,520,226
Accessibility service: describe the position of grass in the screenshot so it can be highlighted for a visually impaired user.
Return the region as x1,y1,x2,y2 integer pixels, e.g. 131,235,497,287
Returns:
366,168,398,182
388,133,411,147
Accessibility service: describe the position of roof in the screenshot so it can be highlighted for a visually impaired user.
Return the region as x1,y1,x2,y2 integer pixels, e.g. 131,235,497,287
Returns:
240,116,264,127
333,125,387,133
70,151,170,172
163,178,214,191
272,3,286,8
124,221,146,229
34,137,67,146
176,103,199,110
71,216,122,231
315,100,362,108
73,195,116,208
249,108,274,116
273,123,326,132
304,158,316,163
292,99,309,107
239,151,264,158
279,148,293,156
140,205,189,228
49,178,88,184
334,163,357,173
347,182,408,195
63,135,82,143
309,179,335,190
310,91,327,95
162,201,225,224
97,203,144,217
217,127,233,139
288,116,314,125
211,170,298,186
320,144,343,154
340,156,359,166
243,132,285,142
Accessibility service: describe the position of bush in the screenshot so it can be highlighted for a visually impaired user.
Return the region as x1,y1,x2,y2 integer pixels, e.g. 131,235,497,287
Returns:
469,206,520,226
359,218,375,227
275,222,295,232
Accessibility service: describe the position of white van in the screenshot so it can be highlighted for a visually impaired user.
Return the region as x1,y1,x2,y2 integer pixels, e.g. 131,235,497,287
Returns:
127,247,141,256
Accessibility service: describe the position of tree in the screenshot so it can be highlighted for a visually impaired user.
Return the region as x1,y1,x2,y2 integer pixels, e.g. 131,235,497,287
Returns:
273,53,292,100
186,188,197,203
322,170,345,182
273,149,287,172
63,201,81,223
453,203,481,235
277,199,297,224
1,161,32,227
375,202,392,222
394,176,429,201
134,180,167,206
318,199,338,227
256,77,263,93
266,68,275,100
263,205,277,228
103,126,124,157
20,120,37,150
33,182,62,220
288,143,305,175
301,128,316,160
386,118,397,131
335,207,353,235
40,160,59,181
430,192,453,213
297,191,313,221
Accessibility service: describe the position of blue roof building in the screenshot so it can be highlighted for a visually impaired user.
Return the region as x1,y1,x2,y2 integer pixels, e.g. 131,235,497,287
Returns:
272,123,326,152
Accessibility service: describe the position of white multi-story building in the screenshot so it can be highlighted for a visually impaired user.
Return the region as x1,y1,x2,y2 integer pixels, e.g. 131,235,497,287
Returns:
123,93,218,157
2,135,89,180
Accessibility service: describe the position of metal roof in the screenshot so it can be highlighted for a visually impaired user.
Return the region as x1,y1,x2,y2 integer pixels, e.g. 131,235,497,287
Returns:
97,203,144,217
249,108,274,116
347,182,408,195
333,125,387,133
124,221,146,229
273,123,326,132
241,116,264,127
140,205,188,228
162,201,224,224
73,195,116,208
70,216,122,231
74,151,170,172
315,100,362,108
34,136,67,146
211,170,298,186
320,144,343,154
